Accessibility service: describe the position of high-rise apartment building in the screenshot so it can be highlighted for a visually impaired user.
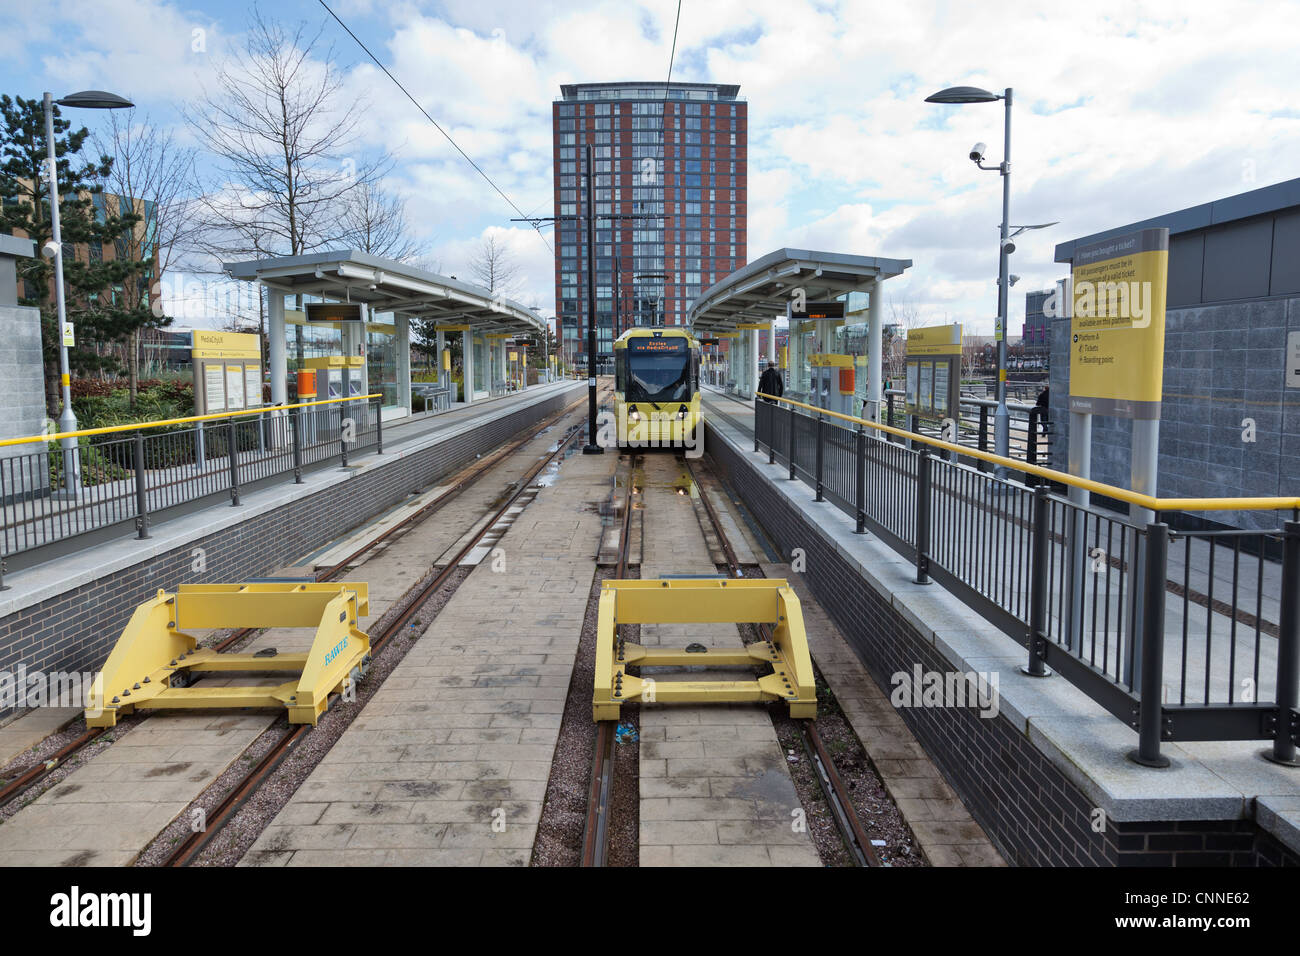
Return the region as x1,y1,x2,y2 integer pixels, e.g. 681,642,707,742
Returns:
551,82,747,365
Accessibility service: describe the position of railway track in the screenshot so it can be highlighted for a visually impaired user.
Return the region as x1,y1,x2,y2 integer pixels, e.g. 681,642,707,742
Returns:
161,401,600,866
581,452,638,868
0,392,599,820
576,450,881,868
683,456,881,868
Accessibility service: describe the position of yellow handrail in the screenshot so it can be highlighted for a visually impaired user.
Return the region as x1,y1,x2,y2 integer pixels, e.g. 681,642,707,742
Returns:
1,394,383,449
756,393,1300,515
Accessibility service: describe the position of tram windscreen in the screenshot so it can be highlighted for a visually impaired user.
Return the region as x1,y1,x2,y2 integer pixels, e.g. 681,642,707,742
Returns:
626,338,691,403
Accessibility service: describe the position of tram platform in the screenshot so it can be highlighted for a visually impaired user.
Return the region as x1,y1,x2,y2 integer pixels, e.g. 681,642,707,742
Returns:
701,386,1300,866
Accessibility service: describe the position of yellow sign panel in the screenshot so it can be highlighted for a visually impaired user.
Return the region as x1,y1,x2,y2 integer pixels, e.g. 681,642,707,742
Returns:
906,323,963,357
1068,228,1168,419
192,331,260,360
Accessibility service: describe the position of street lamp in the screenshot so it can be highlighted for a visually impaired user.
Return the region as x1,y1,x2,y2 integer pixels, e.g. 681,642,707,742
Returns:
44,89,134,495
925,84,1018,474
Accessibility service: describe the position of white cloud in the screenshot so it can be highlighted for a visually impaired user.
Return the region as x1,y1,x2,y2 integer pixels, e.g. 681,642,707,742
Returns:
6,0,1299,336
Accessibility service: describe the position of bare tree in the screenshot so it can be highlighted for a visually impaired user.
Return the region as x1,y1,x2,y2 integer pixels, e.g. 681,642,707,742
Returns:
91,110,199,404
334,181,420,260
886,295,926,383
468,233,520,296
186,11,389,264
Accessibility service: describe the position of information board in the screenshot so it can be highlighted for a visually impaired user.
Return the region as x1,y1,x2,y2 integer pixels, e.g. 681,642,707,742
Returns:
904,323,962,419
244,366,262,406
192,332,262,416
1067,227,1169,419
933,363,950,415
204,364,226,412
225,364,245,410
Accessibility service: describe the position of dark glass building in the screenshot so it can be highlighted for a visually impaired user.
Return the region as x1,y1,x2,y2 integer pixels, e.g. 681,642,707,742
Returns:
552,82,747,366
1023,289,1052,363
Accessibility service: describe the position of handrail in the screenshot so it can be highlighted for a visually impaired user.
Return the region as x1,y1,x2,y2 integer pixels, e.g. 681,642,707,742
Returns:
758,393,1300,514
0,394,383,449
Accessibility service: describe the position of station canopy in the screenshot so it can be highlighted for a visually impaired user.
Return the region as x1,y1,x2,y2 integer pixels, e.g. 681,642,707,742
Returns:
224,249,547,335
688,248,912,334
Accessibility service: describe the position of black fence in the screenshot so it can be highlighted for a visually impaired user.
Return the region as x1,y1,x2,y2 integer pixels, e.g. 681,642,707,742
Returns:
1,397,383,576
753,398,1300,764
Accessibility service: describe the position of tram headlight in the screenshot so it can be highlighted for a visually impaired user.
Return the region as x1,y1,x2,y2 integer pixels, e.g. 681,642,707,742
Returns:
677,407,687,419
629,406,640,423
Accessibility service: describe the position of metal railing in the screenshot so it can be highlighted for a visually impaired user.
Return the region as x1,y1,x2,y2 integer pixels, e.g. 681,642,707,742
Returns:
752,394,1300,765
0,394,383,577
883,389,1052,469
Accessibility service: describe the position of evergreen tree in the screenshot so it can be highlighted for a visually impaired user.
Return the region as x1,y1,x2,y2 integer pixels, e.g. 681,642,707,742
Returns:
0,94,148,414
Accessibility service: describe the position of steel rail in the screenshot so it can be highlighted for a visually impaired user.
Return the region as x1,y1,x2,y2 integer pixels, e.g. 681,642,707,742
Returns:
0,727,105,810
582,452,637,868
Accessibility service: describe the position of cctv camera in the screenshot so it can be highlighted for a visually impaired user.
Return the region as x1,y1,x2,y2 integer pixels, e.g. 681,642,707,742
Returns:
41,240,60,259
969,142,987,163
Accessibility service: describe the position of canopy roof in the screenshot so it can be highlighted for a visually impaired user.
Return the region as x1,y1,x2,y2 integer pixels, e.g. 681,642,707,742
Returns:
224,249,546,335
688,248,911,333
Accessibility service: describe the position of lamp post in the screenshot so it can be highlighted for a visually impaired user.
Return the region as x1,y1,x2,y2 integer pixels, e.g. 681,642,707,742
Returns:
43,89,134,496
925,85,1018,475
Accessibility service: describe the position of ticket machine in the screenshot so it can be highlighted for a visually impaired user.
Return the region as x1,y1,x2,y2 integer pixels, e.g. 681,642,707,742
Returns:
302,356,367,434
809,353,855,416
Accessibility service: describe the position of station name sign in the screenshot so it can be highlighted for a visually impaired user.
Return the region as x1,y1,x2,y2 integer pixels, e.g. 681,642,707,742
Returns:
191,330,260,360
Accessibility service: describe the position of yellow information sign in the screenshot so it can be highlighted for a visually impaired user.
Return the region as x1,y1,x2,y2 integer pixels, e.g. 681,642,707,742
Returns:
1068,228,1169,419
191,330,261,360
906,323,963,356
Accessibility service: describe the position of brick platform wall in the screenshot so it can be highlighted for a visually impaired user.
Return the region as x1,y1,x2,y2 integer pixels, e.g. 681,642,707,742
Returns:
706,431,1297,867
0,391,575,723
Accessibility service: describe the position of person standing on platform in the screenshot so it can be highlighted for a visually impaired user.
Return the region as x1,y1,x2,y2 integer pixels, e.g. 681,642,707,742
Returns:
758,360,784,404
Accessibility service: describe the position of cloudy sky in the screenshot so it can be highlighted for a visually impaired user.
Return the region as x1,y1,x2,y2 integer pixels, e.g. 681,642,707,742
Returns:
4,0,1298,332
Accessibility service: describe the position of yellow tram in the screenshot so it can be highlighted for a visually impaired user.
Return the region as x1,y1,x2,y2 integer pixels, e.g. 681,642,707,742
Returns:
612,327,702,449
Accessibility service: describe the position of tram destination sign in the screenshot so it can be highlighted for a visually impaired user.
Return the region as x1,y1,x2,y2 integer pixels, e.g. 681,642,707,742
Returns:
1067,227,1169,419
791,301,845,320
628,337,686,353
306,302,369,323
